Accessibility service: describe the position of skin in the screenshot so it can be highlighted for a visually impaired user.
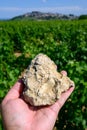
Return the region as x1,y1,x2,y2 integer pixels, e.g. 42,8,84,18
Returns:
1,71,74,130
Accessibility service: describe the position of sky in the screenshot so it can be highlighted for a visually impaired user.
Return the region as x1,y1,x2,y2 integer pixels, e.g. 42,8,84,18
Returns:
0,0,87,19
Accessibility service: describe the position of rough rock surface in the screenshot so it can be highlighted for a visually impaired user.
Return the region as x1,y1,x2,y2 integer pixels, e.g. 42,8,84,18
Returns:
22,54,75,106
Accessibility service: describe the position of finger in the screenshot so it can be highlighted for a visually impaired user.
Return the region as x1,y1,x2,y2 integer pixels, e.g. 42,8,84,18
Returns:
61,70,67,76
57,86,74,109
37,87,74,130
3,79,24,102
49,86,74,114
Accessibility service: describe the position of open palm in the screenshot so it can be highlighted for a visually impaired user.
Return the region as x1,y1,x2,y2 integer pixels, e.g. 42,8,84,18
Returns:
1,72,74,130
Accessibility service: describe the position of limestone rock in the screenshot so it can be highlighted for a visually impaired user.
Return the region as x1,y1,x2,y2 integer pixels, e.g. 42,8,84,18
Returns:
22,54,75,106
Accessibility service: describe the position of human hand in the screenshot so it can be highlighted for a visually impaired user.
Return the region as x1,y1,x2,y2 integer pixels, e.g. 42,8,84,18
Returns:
1,71,74,130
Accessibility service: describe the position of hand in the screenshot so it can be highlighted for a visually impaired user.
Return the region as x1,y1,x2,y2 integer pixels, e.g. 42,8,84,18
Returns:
1,71,74,130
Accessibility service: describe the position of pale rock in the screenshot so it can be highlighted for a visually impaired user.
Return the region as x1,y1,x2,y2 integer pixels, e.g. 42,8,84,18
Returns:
22,54,75,106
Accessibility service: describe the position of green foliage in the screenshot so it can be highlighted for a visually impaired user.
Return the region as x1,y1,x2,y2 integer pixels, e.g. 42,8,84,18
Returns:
79,15,87,20
0,20,87,130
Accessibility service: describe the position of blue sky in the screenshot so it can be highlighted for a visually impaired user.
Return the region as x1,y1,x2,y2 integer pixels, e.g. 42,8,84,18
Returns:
0,0,87,18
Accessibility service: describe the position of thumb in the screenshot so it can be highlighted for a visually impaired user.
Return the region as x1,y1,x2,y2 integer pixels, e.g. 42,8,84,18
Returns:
2,80,24,103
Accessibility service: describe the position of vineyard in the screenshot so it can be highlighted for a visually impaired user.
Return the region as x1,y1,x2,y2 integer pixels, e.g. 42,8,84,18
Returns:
0,19,87,130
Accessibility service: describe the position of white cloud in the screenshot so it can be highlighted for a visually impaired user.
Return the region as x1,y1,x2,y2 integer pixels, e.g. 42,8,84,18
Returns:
37,6,82,12
0,7,22,12
0,6,86,14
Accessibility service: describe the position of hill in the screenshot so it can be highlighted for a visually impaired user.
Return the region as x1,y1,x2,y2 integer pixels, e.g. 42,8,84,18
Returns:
11,11,78,20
